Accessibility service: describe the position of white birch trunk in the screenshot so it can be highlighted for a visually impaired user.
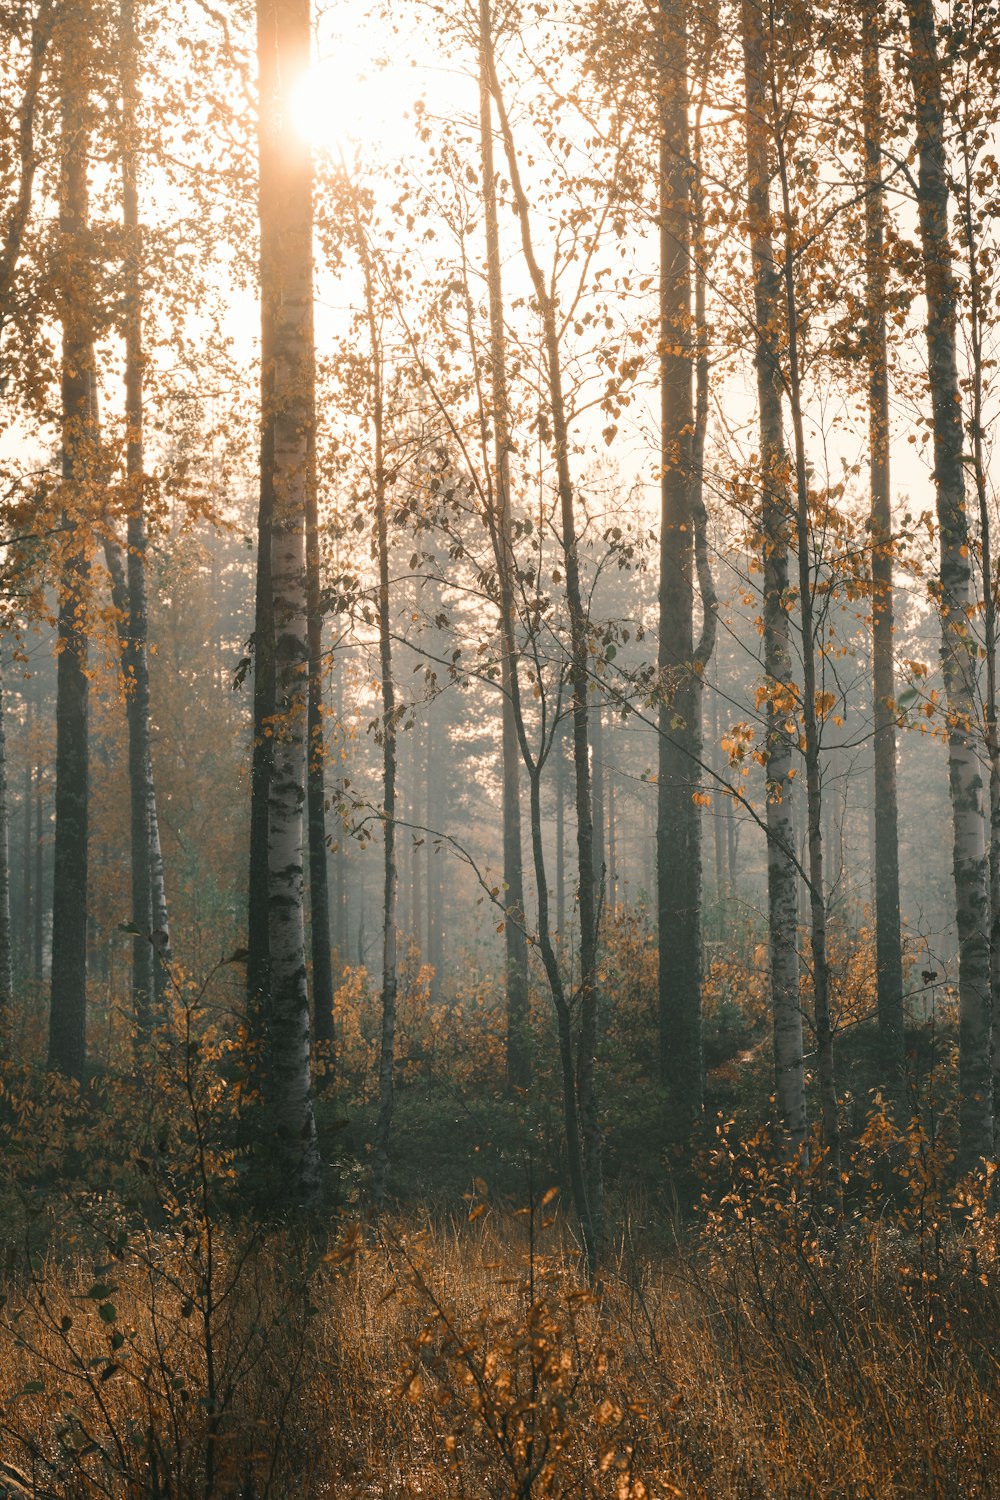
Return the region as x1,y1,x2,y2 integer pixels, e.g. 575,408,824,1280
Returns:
258,0,319,1199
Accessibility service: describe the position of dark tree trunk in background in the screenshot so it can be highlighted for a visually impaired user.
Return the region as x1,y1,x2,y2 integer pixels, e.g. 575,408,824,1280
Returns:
658,0,704,1142
954,5,1000,1147
411,720,424,955
555,720,566,937
424,692,446,1006
332,633,348,968
905,0,993,1167
592,702,606,909
49,4,94,1080
864,0,905,1090
0,662,12,1050
607,740,617,910
21,748,32,977
34,773,44,983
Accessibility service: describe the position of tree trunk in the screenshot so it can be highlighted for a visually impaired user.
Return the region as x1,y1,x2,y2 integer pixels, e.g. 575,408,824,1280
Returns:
710,688,725,904
411,720,423,955
592,702,606,912
114,0,172,1037
21,743,32,980
484,27,602,1273
256,0,320,1201
740,0,806,1153
306,396,335,1056
248,1,278,1038
864,1,905,1090
332,631,348,968
0,661,12,1052
607,739,618,910
555,720,566,937
34,769,44,983
48,4,94,1080
770,42,840,1186
954,14,1000,1151
905,0,993,1168
478,4,530,1086
425,698,443,1005
658,0,704,1141
347,199,399,1209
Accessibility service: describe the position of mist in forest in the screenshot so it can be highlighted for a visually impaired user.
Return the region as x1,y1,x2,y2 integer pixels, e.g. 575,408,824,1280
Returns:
0,0,995,1495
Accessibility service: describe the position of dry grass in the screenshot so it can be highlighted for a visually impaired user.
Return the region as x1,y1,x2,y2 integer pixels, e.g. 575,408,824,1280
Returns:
0,1197,995,1499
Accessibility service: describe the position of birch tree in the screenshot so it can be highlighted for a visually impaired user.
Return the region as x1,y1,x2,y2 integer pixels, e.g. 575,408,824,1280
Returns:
904,0,993,1168
255,0,320,1199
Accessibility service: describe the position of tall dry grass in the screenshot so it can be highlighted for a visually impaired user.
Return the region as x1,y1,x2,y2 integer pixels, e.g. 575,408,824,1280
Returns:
0,1192,995,1498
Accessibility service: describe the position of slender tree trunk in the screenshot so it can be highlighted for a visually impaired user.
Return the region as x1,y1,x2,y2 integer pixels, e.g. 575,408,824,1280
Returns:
556,721,566,936
862,0,905,1087
103,539,152,1037
425,698,443,1005
955,31,1000,1149
115,0,172,1037
741,0,806,1152
0,661,12,1052
771,58,840,1187
34,770,44,983
332,633,348,967
484,26,602,1272
411,720,423,955
607,744,617,910
306,398,335,1055
904,0,992,1168
658,0,703,1140
478,5,530,1086
710,688,725,903
256,0,320,1200
48,4,94,1080
21,745,32,979
371,382,397,1210
592,703,606,910
348,203,399,1208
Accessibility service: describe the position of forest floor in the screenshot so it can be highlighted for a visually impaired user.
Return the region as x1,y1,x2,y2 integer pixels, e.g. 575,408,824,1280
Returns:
0,1193,995,1498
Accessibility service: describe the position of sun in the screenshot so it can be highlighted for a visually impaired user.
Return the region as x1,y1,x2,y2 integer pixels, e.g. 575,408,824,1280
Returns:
290,49,420,158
